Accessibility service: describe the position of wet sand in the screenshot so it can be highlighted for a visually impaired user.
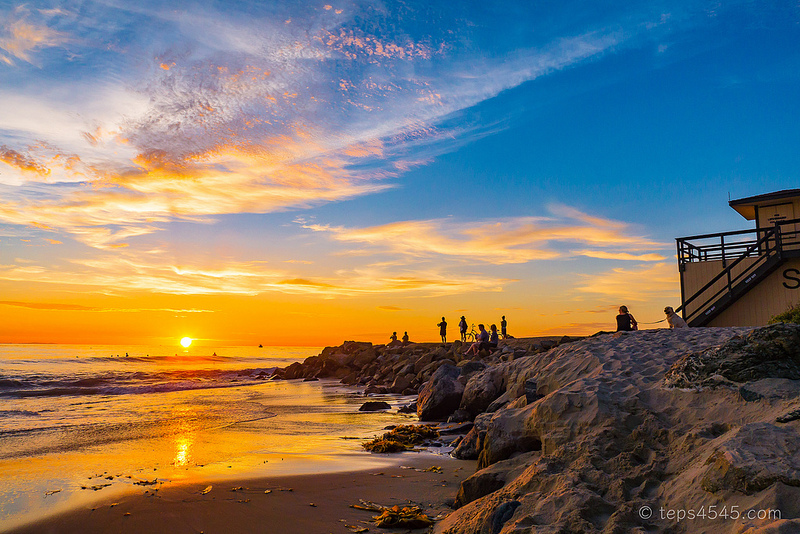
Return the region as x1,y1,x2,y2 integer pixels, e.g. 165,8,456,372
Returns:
7,453,473,534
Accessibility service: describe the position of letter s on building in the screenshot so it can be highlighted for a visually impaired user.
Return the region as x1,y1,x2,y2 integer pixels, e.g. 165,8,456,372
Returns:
783,268,800,290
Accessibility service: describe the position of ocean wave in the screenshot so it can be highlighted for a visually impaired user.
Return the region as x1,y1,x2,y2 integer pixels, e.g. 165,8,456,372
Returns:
0,367,280,398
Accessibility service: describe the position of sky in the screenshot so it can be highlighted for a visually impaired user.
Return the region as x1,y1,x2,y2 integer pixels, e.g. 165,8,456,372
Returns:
0,0,798,347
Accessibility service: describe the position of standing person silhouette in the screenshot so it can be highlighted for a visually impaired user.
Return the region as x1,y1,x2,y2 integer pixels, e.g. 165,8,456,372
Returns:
615,306,638,332
459,316,467,342
500,315,507,339
437,317,447,343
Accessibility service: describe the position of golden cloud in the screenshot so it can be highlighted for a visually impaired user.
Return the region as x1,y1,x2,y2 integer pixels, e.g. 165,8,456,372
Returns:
0,252,511,298
303,209,667,265
0,147,51,176
0,12,71,65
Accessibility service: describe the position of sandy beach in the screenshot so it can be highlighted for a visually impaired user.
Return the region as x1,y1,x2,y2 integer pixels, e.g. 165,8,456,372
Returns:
7,453,473,534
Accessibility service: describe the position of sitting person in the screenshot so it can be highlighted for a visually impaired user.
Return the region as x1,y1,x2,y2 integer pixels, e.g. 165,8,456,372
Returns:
664,306,688,329
464,324,489,356
388,331,402,346
616,306,638,332
402,331,410,344
484,324,499,351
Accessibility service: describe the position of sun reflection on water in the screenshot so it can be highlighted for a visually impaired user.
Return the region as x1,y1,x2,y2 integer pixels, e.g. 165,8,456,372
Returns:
171,413,197,467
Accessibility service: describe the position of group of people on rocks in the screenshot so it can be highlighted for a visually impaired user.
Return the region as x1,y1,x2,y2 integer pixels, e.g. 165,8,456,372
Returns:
388,314,510,355
436,315,509,344
615,305,688,332
388,331,410,345
390,305,687,347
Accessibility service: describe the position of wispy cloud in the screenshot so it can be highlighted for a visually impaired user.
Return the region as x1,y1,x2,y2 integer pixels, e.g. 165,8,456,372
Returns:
302,206,666,265
0,1,648,251
0,6,71,66
0,252,511,297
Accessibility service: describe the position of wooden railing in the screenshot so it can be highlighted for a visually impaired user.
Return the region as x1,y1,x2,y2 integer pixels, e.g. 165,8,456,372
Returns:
677,218,800,268
675,218,800,324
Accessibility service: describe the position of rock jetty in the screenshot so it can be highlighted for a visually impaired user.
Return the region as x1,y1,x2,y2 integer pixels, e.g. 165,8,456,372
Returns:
271,325,800,533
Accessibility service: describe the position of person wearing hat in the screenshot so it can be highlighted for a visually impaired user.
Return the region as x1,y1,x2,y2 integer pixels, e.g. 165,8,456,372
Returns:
458,316,468,342
616,306,638,332
664,306,688,329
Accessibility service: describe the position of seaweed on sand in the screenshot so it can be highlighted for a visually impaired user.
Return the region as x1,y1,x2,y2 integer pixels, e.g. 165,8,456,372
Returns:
362,424,440,452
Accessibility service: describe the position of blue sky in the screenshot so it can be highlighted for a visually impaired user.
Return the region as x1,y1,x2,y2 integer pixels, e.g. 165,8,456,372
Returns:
0,0,798,344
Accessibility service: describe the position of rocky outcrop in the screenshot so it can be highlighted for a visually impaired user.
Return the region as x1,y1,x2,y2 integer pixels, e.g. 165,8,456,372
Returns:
665,323,800,388
436,326,800,534
270,336,574,399
273,325,800,532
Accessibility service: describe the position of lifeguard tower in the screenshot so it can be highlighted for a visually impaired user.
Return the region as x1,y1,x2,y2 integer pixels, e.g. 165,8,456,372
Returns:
677,189,800,326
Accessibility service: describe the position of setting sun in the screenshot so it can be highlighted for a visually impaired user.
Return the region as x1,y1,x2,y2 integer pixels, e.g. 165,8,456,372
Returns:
180,337,193,348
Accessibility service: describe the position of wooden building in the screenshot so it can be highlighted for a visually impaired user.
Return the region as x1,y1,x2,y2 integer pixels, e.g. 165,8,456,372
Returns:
677,189,800,326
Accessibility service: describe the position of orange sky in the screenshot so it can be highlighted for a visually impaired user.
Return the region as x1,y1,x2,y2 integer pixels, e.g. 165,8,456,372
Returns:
3,1,791,346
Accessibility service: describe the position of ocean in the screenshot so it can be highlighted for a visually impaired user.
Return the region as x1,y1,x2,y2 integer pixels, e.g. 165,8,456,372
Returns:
0,344,416,530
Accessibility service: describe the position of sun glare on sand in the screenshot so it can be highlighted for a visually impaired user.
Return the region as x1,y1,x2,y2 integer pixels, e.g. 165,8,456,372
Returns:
180,337,193,348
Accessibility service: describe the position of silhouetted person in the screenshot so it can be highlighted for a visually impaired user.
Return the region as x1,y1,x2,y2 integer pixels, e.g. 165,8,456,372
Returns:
488,324,499,349
500,316,507,339
402,331,409,344
464,324,489,356
390,331,398,343
459,316,468,342
437,317,447,343
664,306,688,329
616,306,638,332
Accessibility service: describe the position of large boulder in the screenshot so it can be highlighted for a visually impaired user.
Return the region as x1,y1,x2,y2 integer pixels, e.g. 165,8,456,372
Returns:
342,341,373,354
283,362,304,380
454,466,507,509
359,401,391,412
351,347,378,369
417,364,464,421
390,373,413,394
452,413,491,460
414,353,434,373
459,367,505,418
329,351,356,367
454,452,537,508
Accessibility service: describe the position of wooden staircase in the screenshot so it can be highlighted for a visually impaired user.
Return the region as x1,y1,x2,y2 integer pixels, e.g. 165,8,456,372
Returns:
676,220,800,327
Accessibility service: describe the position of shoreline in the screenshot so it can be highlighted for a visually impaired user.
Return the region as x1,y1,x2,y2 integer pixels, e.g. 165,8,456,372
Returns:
5,452,473,534
6,326,799,533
